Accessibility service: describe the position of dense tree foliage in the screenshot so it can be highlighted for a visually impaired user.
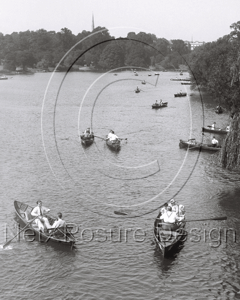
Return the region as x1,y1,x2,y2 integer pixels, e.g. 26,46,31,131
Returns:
187,20,240,170
0,26,190,71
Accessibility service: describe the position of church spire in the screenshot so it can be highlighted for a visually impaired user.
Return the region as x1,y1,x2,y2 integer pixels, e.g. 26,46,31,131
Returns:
92,13,95,31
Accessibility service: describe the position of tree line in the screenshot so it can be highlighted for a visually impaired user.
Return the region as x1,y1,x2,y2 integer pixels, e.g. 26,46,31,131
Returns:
0,26,191,71
187,20,240,170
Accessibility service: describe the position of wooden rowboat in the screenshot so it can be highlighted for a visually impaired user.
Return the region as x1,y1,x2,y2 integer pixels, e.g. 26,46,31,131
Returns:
152,102,168,109
106,138,121,151
202,127,228,134
14,201,76,249
179,139,221,151
154,201,186,257
174,92,187,97
80,134,94,146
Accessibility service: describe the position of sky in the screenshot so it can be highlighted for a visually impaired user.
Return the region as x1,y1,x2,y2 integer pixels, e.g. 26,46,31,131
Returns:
0,0,239,42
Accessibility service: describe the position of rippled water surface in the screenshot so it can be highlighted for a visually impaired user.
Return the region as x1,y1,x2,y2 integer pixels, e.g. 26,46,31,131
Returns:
0,71,240,300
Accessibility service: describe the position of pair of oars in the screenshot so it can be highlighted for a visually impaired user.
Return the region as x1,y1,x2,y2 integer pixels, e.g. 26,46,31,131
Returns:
95,135,127,141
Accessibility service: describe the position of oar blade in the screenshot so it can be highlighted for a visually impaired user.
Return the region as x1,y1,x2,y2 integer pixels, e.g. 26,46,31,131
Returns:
186,216,227,222
114,211,128,215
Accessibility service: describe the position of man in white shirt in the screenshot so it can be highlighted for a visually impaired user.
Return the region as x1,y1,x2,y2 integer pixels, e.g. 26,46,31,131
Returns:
211,136,218,147
31,200,51,231
107,130,119,141
52,212,66,229
160,206,180,230
211,122,216,129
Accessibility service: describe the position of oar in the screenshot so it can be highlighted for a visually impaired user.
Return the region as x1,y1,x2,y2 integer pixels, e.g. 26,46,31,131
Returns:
94,135,107,141
114,211,128,215
3,216,38,249
185,216,227,222
156,216,227,222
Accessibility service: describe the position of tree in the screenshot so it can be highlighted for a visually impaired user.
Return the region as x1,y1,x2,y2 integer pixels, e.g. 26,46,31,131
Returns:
98,42,125,69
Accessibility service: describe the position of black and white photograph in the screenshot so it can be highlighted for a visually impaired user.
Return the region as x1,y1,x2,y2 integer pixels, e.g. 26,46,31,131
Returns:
0,1,240,299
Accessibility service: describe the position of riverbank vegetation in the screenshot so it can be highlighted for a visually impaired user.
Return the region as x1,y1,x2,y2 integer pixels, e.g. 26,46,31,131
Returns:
188,21,240,170
0,27,190,72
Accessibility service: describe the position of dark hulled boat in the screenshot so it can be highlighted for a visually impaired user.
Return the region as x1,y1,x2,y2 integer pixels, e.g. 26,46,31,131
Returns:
202,127,228,134
80,134,94,146
14,201,76,249
174,92,187,97
179,139,221,151
154,201,186,257
152,102,168,109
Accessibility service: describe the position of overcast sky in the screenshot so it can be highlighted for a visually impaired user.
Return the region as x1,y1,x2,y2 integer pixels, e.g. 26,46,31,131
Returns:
0,0,239,42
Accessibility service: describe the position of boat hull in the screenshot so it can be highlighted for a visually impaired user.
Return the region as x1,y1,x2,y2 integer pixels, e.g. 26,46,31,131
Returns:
80,135,94,146
179,139,221,151
106,139,121,151
202,127,227,134
14,201,75,249
152,102,168,109
154,201,187,257
174,93,187,97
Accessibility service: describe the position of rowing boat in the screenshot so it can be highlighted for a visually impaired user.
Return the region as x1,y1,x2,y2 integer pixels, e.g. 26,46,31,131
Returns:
14,201,76,249
154,201,186,257
152,102,168,109
179,139,221,151
174,92,187,97
106,138,121,151
202,127,228,134
80,134,94,146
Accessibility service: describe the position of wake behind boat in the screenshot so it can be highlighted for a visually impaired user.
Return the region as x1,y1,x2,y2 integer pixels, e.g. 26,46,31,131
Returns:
13,201,76,249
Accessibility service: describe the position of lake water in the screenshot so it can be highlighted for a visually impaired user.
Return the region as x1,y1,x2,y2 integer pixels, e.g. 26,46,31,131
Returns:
0,71,240,300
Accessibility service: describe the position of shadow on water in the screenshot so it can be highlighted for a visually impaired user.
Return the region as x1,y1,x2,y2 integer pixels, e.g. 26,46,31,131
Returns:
153,240,186,274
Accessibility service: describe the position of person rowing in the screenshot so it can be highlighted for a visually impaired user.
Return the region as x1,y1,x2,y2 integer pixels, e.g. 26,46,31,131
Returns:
31,200,51,232
107,130,119,141
159,206,181,231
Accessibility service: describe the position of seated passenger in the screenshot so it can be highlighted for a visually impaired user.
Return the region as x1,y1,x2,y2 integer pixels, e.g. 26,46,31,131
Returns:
160,206,180,230
31,200,51,231
211,122,216,129
178,205,185,222
84,128,91,137
160,203,168,215
107,130,119,141
51,212,66,229
211,136,218,147
169,199,179,214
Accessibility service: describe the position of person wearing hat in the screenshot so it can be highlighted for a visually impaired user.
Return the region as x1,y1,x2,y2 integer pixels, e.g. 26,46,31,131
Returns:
169,199,179,214
211,136,218,147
